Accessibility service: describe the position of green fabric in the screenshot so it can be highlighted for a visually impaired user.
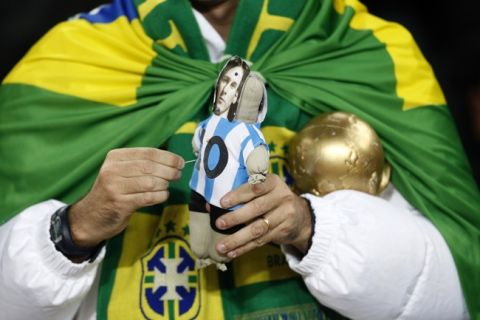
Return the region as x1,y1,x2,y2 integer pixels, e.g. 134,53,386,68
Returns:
0,0,479,318
97,233,124,320
218,276,324,319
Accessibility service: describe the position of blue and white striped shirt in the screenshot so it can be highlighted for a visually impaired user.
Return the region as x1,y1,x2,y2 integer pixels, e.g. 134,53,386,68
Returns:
189,114,267,208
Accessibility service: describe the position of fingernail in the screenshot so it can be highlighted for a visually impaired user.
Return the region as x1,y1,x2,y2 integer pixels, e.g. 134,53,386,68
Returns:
221,197,230,208
228,251,237,258
178,159,185,169
216,219,226,229
218,243,226,253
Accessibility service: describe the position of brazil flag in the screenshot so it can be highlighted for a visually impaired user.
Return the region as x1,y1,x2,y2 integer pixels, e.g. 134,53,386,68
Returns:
1,0,479,318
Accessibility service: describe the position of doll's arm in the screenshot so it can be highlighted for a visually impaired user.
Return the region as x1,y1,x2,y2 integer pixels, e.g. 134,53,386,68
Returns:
246,145,269,184
192,125,204,157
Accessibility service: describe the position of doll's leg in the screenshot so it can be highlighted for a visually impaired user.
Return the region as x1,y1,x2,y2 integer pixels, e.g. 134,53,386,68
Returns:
189,191,211,263
189,210,211,260
206,206,246,270
207,230,230,271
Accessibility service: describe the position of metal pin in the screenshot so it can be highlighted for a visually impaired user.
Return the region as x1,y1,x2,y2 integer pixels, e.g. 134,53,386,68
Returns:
184,159,196,164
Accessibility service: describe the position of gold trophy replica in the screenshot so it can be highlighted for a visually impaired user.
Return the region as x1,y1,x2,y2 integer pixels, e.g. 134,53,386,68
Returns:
288,112,391,196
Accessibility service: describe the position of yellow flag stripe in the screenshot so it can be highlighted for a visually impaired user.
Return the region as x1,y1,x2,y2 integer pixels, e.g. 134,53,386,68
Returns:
334,0,446,110
175,121,197,134
247,0,294,60
138,0,167,20
157,20,188,52
203,266,225,319
4,18,155,107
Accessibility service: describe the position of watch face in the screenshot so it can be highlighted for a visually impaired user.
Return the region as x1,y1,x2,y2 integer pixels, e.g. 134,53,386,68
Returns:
51,214,63,244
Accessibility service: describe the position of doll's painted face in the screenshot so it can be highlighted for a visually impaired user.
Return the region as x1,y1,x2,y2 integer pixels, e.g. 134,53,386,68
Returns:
215,66,244,115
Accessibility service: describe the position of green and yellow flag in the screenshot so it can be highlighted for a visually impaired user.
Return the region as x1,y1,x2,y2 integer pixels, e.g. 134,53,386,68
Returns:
1,0,479,319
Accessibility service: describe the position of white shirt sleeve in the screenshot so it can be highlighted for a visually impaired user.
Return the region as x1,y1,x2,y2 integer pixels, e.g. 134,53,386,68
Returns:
0,200,105,320
282,185,469,320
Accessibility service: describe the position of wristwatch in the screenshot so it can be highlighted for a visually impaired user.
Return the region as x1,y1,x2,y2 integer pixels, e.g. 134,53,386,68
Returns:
49,205,104,263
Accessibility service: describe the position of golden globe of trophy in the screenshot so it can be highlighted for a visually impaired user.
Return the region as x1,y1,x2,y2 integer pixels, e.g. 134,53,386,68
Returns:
288,112,391,196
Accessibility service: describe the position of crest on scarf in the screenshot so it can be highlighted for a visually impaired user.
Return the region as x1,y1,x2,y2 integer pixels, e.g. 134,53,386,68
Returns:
140,236,201,319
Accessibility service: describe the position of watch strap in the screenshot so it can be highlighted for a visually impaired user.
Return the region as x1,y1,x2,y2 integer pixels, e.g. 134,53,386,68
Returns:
49,205,104,263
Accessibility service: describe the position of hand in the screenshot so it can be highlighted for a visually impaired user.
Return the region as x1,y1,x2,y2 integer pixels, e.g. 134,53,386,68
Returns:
69,148,184,248
214,174,313,259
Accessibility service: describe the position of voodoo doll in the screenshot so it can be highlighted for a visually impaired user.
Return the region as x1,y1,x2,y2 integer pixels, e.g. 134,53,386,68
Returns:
188,56,270,270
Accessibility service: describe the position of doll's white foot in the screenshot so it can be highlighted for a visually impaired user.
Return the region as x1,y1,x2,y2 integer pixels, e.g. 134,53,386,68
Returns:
196,258,214,269
215,263,227,271
196,258,227,271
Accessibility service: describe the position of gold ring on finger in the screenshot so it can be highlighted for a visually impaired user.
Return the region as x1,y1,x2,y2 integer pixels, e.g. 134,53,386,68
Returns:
261,216,270,231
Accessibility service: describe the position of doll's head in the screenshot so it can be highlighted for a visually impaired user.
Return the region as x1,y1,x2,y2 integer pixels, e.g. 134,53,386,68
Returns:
213,56,267,124
213,57,248,116
288,112,391,196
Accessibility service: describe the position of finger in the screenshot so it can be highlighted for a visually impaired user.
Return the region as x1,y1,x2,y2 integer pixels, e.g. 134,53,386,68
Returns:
224,232,273,259
126,190,170,208
107,148,185,169
117,176,169,194
220,174,278,208
222,209,294,259
216,214,275,255
216,193,278,230
113,160,182,180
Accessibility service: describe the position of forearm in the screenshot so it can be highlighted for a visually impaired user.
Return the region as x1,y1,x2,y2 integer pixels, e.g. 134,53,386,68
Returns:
283,187,468,320
0,200,104,320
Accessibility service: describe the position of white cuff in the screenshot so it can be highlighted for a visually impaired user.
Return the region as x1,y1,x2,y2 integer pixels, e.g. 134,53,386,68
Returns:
282,193,339,275
12,200,105,278
39,202,105,276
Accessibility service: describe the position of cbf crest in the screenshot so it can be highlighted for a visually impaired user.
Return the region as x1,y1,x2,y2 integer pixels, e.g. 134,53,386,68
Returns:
140,236,201,319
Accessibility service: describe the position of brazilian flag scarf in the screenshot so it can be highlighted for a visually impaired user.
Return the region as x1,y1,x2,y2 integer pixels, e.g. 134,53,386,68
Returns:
1,0,479,318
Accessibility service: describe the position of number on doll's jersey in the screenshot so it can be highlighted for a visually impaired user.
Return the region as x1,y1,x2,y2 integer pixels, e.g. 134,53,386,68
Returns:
203,136,228,179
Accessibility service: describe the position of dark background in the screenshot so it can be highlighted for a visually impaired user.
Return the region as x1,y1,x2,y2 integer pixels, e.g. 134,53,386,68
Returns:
1,1,478,185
